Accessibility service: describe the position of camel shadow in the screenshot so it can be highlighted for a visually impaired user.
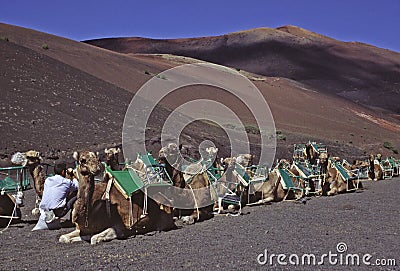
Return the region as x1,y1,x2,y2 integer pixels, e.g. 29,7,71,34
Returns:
18,219,37,225
11,218,75,229
60,219,75,228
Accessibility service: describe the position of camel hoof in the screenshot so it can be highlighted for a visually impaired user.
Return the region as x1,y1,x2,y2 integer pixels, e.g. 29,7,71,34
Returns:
59,235,70,243
181,216,195,225
32,208,40,217
90,237,101,245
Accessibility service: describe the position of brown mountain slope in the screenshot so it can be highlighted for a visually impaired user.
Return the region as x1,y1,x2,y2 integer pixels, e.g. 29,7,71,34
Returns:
0,23,399,161
85,26,400,115
0,39,130,155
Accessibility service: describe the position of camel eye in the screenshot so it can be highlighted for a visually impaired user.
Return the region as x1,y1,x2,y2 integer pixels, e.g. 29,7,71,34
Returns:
80,159,87,164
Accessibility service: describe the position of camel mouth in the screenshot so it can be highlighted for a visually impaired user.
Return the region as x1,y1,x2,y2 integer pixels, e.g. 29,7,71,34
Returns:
89,162,105,175
79,165,104,176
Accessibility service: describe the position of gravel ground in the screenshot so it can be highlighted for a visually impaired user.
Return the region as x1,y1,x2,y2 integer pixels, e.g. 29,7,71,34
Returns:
0,178,399,271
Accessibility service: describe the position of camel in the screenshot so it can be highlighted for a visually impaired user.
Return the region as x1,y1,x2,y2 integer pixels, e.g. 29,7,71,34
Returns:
204,147,224,179
217,159,303,208
234,154,254,168
158,143,214,224
125,156,147,179
289,162,317,194
221,153,256,180
318,154,362,196
304,142,318,165
368,154,383,181
342,159,370,179
0,194,21,228
378,157,394,179
123,153,168,185
59,151,174,244
303,142,328,165
249,160,304,204
342,159,369,171
10,150,46,216
104,148,121,171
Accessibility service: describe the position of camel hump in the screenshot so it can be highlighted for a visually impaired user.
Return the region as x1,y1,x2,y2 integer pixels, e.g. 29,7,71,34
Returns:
183,163,204,175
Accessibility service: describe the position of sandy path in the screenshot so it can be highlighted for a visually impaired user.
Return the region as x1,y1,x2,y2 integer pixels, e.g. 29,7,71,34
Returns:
0,179,399,271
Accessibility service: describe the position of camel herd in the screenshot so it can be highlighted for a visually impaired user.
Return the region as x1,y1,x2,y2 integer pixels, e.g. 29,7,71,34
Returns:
0,142,399,244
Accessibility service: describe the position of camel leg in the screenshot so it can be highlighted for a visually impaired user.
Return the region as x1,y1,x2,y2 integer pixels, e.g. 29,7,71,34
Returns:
31,208,40,217
59,229,82,243
261,195,275,203
337,183,347,193
327,187,337,196
90,228,117,245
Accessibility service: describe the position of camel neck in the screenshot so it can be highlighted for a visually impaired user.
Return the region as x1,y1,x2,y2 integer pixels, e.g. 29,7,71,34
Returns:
165,161,185,189
107,158,119,171
29,164,44,197
73,171,95,227
28,163,41,176
77,174,94,202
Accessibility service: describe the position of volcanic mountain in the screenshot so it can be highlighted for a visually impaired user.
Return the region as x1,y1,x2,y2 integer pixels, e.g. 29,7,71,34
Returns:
86,26,400,116
1,22,399,163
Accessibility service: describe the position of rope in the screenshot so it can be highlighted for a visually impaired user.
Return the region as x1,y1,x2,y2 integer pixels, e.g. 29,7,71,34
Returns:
187,184,200,221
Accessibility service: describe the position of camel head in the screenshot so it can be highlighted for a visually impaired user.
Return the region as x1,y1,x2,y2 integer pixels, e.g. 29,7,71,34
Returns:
11,150,41,167
277,159,291,169
222,157,235,167
73,151,104,176
159,143,180,165
104,147,121,170
205,147,218,157
104,148,120,159
235,154,254,167
158,144,186,189
369,154,374,161
25,150,41,167
319,152,328,165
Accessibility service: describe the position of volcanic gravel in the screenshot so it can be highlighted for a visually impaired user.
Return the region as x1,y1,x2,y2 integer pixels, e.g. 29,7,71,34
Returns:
0,178,399,271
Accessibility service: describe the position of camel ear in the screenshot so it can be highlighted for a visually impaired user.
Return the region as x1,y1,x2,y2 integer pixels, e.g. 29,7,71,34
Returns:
96,152,99,157
73,152,79,161
116,148,121,153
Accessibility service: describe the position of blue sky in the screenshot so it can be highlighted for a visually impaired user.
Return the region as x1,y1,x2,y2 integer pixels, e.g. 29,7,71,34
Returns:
2,0,400,52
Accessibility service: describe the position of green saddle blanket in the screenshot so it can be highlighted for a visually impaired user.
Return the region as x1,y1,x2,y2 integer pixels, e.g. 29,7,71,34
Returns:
106,168,144,199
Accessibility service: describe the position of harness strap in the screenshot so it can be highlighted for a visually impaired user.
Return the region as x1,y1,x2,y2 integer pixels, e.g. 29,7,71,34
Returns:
102,175,114,219
142,187,148,217
188,184,200,221
128,196,133,229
